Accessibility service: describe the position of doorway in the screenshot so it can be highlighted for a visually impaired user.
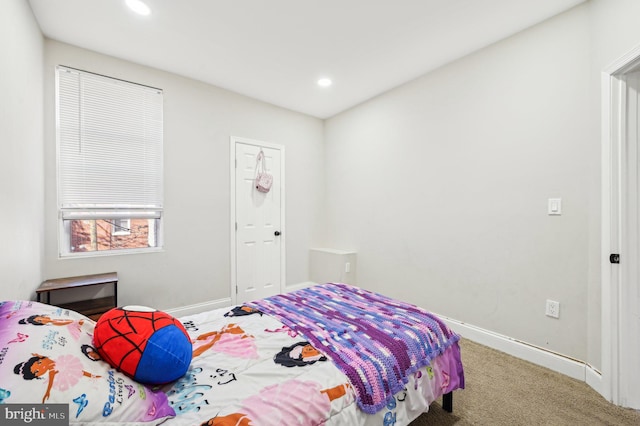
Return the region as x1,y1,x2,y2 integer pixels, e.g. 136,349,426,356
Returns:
230,136,285,304
602,49,640,409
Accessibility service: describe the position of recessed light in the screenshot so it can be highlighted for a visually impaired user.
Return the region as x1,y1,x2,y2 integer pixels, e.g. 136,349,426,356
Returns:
126,0,151,16
317,78,332,87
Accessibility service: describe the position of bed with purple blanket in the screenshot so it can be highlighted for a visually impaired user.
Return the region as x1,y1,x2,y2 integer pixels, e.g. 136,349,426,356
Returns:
1,283,464,425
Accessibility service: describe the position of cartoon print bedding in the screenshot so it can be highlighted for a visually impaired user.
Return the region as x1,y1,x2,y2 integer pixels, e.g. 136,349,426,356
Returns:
165,294,464,426
0,300,174,424
247,283,464,414
0,284,465,425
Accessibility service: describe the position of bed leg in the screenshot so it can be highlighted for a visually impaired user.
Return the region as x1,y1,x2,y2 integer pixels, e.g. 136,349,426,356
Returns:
442,391,453,413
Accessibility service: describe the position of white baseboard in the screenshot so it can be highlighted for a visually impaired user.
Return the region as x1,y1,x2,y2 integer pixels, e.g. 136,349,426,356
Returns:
165,282,316,317
165,297,232,318
585,363,603,396
440,315,602,391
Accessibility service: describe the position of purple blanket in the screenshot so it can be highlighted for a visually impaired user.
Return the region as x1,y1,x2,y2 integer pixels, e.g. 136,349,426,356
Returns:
247,283,461,414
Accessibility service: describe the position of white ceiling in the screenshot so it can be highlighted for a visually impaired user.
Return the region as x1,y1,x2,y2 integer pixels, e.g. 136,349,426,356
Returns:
28,0,586,119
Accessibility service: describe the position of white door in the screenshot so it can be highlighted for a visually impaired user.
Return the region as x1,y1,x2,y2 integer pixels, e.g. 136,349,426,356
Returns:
604,53,640,409
232,139,284,302
617,69,640,408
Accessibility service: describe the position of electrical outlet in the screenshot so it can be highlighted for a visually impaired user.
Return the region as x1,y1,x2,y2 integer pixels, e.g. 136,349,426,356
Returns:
545,299,560,318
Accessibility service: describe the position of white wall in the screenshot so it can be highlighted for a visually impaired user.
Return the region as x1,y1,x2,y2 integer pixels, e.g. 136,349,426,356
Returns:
323,0,640,372
0,0,44,300
42,41,325,310
324,5,593,361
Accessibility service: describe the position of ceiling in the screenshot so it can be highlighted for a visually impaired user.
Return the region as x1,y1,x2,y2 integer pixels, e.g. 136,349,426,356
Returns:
28,0,586,119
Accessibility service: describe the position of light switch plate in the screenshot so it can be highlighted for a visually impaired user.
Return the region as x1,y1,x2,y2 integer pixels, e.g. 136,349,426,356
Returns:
548,198,562,215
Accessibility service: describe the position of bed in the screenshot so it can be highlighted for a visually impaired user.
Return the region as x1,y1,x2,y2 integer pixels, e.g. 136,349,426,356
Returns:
0,283,465,425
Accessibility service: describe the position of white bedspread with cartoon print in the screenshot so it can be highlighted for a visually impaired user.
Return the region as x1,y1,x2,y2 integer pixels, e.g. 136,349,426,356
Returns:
164,303,464,426
0,293,464,426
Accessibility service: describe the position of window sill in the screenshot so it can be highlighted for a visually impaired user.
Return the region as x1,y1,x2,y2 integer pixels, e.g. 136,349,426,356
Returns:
59,246,164,259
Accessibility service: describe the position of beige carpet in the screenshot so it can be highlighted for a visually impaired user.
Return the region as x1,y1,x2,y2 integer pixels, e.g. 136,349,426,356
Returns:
410,339,640,425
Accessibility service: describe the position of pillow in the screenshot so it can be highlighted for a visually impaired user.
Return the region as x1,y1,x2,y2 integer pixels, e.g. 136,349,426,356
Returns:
93,306,192,385
0,300,175,424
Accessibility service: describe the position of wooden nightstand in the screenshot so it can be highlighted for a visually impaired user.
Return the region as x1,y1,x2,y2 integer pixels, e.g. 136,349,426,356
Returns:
36,272,118,320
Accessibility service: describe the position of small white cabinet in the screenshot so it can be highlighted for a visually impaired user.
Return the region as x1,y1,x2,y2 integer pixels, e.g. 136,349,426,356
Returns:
309,248,357,285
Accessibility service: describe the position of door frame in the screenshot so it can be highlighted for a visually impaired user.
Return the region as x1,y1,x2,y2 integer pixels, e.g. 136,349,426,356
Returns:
601,45,640,408
229,136,286,305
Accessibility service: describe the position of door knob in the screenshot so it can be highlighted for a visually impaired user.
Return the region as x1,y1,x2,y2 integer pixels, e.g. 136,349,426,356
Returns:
274,231,281,236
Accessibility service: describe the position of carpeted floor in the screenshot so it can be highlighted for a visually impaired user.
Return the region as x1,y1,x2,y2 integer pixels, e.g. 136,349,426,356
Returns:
410,339,640,425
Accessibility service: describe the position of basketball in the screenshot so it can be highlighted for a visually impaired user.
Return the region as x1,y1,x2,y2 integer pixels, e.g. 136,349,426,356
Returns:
93,306,192,384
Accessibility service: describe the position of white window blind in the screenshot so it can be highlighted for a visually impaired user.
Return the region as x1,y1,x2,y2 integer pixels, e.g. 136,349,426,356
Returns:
56,66,163,219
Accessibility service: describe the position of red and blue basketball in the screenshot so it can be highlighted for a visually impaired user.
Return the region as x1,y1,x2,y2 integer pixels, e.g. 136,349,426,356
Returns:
93,306,192,384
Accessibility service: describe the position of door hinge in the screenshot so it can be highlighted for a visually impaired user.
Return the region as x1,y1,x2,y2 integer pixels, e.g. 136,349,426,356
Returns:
610,253,620,264
235,285,238,294
235,222,237,231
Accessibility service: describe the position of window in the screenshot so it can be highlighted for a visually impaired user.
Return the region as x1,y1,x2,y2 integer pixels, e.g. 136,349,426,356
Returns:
112,219,131,236
56,66,163,256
